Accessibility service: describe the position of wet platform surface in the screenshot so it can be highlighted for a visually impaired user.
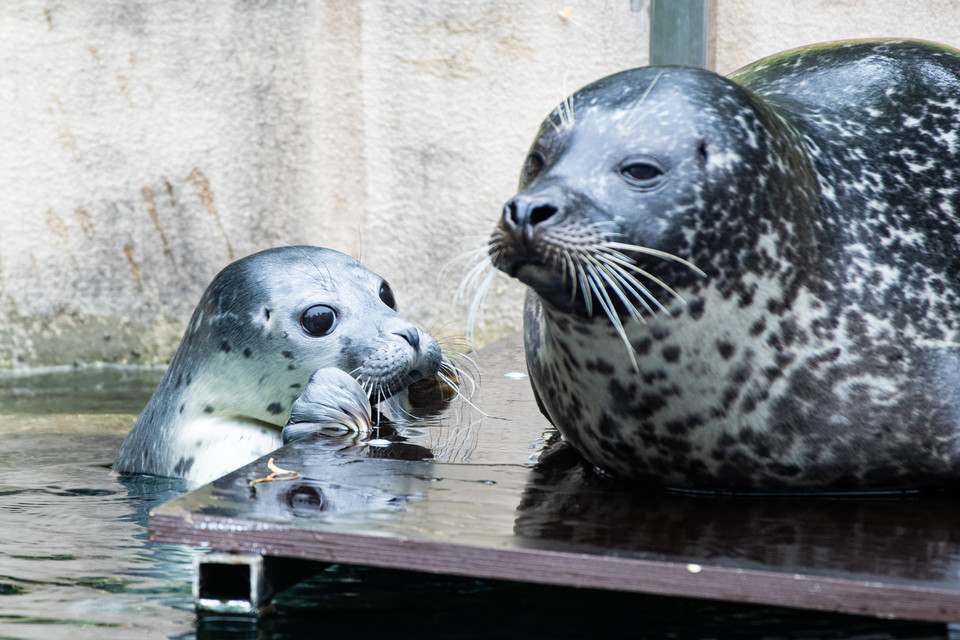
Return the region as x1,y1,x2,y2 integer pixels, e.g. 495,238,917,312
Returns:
150,333,960,623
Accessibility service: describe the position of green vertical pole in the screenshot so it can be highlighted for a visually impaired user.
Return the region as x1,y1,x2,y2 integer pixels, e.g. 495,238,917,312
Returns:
649,0,708,68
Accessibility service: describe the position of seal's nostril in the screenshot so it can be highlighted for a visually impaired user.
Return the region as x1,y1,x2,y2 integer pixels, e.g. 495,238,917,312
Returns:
395,327,421,351
530,204,557,226
505,197,557,229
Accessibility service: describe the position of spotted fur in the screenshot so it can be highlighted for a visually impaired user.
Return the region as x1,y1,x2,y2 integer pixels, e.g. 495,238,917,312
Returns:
493,40,960,491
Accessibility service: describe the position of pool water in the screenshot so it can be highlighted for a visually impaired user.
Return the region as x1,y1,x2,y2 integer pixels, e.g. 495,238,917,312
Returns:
0,368,951,639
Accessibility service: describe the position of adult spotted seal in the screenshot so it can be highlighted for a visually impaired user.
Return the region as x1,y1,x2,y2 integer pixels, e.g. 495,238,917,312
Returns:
488,39,960,491
114,246,445,486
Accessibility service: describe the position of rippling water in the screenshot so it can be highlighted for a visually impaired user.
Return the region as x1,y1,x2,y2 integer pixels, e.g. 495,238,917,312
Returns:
0,369,951,639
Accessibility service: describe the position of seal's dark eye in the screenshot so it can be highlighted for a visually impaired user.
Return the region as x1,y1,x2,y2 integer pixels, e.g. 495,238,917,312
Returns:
300,305,337,337
621,162,664,187
521,152,545,184
379,281,397,310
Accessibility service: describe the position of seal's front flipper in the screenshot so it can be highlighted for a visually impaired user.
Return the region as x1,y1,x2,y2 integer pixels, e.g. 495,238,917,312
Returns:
282,368,372,444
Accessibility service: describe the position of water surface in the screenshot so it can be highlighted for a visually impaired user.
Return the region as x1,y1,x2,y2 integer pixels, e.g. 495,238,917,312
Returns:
0,367,950,639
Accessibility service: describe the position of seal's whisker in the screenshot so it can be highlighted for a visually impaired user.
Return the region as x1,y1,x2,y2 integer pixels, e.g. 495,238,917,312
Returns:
574,258,594,316
455,250,495,307
584,262,639,370
437,370,490,418
594,258,659,318
593,252,673,313
585,255,650,322
603,241,707,277
442,244,491,284
441,349,480,395
621,70,665,131
466,268,498,347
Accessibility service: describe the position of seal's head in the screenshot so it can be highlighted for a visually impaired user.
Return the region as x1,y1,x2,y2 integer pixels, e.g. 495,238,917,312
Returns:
114,246,443,484
491,67,819,339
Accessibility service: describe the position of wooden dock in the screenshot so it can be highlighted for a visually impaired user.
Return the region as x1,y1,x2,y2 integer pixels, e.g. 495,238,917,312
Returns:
149,333,960,622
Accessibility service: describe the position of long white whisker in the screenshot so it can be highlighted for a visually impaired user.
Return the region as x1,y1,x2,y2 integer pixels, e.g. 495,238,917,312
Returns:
584,263,638,370
574,257,593,316
437,371,489,418
584,256,648,322
593,252,667,314
466,268,498,347
603,241,706,277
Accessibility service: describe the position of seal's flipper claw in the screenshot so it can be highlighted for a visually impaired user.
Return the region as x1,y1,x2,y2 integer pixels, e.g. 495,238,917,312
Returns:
284,367,373,444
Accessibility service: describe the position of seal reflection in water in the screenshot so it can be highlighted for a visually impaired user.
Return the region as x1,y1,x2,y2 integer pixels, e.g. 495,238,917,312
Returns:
114,246,445,486
487,40,960,491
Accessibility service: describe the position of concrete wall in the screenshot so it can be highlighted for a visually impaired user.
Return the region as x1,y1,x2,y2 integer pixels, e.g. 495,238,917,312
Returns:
4,0,960,369
0,0,649,368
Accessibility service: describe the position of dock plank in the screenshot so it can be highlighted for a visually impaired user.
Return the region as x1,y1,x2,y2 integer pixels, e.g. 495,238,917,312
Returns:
150,332,960,622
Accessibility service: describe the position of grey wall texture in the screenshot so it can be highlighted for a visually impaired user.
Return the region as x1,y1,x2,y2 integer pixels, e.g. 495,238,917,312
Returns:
0,0,649,368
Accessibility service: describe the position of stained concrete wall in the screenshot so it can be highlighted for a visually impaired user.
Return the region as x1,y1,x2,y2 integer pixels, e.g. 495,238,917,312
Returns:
0,1,649,368
4,1,959,369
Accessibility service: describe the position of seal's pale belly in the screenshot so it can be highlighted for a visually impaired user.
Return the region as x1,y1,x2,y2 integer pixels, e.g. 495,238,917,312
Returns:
527,277,960,490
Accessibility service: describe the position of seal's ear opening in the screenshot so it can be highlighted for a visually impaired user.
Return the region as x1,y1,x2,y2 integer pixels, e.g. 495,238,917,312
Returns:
696,138,709,170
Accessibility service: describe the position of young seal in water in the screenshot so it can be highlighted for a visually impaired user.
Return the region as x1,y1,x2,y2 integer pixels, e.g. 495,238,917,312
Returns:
114,246,444,486
488,39,960,491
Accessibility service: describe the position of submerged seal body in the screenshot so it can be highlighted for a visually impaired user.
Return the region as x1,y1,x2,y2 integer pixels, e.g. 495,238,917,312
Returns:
490,40,960,491
114,246,443,485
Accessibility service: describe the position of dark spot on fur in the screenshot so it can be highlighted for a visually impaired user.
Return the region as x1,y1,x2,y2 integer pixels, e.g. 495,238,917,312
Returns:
651,326,670,341
179,403,185,414
767,298,786,315
173,457,195,475
779,319,798,347
641,370,667,384
729,364,751,384
721,386,740,409
749,318,767,337
288,364,295,371
661,345,681,363
775,352,795,368
763,366,783,382
639,393,667,419
220,341,231,353
267,402,283,415
186,373,192,386
770,463,802,477
586,359,615,375
243,347,252,358
716,340,735,360
598,413,618,438
688,297,705,320
290,383,301,389
632,337,652,356
203,405,214,414
282,350,294,359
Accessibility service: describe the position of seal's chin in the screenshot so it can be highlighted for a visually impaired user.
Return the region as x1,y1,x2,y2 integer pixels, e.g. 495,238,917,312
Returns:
512,263,594,316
